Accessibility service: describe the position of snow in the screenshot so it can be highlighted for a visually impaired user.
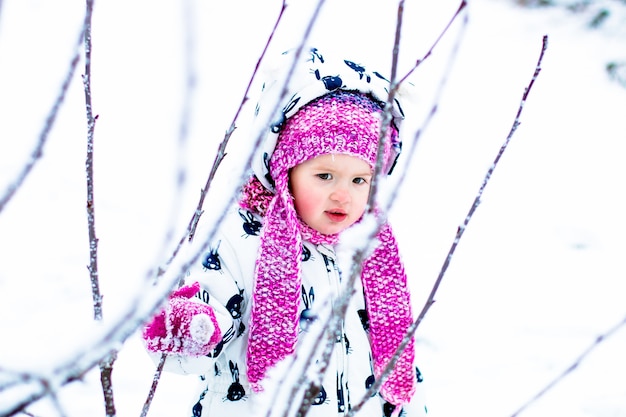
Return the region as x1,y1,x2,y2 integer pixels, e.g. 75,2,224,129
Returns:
1,0,625,416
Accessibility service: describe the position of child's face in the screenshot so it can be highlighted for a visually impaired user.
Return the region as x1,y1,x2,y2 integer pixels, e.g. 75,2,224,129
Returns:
289,153,372,235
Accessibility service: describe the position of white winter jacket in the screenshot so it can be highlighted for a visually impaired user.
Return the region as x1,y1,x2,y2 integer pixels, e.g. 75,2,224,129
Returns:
157,205,427,417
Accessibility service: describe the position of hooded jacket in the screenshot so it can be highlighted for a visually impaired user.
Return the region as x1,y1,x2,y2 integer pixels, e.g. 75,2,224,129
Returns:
155,204,427,417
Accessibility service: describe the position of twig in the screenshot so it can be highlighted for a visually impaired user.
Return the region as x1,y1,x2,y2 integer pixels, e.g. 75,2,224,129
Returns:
367,0,404,209
382,1,468,217
369,0,467,216
510,313,626,416
0,12,85,215
266,3,471,416
351,34,549,415
426,34,548,304
346,3,469,415
139,354,167,417
83,0,102,323
99,352,117,417
397,0,467,87
82,1,118,416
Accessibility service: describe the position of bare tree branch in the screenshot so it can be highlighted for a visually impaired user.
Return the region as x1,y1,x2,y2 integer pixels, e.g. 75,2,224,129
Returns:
82,1,118,415
83,0,102,324
256,4,471,416
351,35,550,415
340,3,470,416
98,352,117,417
139,354,167,417
510,313,626,416
366,0,404,210
397,0,468,86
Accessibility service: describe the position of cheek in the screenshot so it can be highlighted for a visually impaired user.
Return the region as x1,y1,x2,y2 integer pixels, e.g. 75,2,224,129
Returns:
293,191,317,218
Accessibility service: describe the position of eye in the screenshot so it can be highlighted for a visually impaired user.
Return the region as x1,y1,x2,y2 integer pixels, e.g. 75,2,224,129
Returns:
316,173,332,180
353,177,369,185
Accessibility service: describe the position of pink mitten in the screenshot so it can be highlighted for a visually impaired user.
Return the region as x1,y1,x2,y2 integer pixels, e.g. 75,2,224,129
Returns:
143,282,221,356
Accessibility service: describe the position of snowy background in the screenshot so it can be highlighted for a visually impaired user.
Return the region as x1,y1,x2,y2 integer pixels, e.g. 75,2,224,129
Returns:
1,0,625,416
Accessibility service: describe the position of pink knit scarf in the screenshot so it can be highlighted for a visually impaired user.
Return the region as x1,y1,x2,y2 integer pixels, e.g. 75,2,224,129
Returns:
241,174,416,406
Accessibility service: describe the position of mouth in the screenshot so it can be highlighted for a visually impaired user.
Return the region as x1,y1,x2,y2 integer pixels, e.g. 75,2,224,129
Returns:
325,209,348,223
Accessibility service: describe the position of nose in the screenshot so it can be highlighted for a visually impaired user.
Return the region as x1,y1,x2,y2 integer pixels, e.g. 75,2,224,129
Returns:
330,184,350,204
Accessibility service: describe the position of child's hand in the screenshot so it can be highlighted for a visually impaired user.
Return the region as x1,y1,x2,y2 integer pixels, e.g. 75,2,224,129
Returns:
143,282,221,357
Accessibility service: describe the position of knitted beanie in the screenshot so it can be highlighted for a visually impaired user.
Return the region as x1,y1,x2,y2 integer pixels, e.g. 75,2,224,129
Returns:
242,89,416,406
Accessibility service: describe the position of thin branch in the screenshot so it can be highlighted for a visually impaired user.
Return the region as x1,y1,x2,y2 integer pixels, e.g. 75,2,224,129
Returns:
82,1,118,415
510,313,626,417
366,0,404,210
0,15,86,215
264,3,471,416
349,34,548,416
383,2,469,217
345,3,469,415
425,35,548,305
99,352,117,417
139,354,167,417
83,0,102,323
369,0,467,212
397,0,467,86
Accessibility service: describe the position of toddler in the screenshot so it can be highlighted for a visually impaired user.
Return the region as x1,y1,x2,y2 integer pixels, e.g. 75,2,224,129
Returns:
143,47,426,417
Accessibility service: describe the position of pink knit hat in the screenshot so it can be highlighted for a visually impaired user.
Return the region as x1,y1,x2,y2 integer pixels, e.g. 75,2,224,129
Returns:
241,48,416,407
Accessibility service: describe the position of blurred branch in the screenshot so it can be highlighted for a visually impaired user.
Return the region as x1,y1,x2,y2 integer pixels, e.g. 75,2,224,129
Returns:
184,0,289,241
157,0,288,278
0,13,86,215
137,0,203,412
0,366,87,417
0,293,155,417
510,313,626,416
143,1,304,414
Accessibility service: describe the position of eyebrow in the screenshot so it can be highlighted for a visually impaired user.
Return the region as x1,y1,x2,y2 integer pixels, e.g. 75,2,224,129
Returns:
312,164,372,177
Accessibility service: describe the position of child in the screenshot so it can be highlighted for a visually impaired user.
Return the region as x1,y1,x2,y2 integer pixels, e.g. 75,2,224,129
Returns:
143,47,426,417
